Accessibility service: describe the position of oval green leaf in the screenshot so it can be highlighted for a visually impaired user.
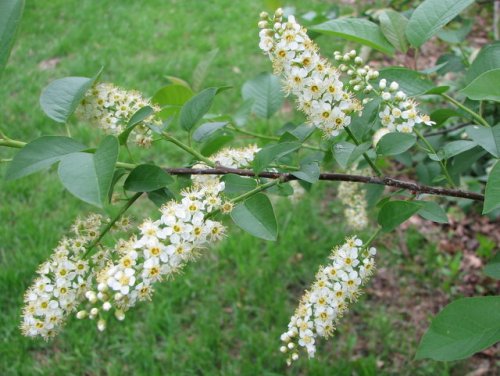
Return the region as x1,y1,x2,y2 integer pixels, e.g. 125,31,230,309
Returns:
179,87,218,131
406,0,475,48
416,296,500,361
378,200,423,232
124,164,174,192
0,0,24,76
483,160,500,214
460,68,500,102
379,10,409,53
241,73,284,119
253,141,301,174
311,18,394,55
231,193,278,241
6,136,87,180
377,132,416,156
57,136,118,207
417,201,448,223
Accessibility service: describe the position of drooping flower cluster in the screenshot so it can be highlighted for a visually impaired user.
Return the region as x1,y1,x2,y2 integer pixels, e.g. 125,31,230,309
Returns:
78,182,227,331
337,168,370,230
280,236,376,365
258,10,362,138
20,214,106,339
76,83,162,147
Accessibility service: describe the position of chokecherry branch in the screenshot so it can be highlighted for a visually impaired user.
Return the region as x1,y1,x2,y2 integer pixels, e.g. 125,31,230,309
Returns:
163,166,484,202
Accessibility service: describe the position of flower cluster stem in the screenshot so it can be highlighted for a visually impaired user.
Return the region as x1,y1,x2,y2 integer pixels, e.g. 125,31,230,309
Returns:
440,94,490,127
344,127,382,176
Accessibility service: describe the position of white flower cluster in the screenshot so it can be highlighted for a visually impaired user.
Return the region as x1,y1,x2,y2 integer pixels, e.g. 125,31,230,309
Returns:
78,182,226,331
20,214,105,340
76,83,162,147
338,168,369,230
280,236,376,365
258,10,362,138
377,79,435,133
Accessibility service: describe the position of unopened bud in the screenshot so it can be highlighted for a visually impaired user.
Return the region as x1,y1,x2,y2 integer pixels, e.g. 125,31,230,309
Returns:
259,11,269,19
349,49,357,57
389,81,399,91
76,310,87,319
275,8,283,17
102,302,112,311
90,307,99,316
354,56,363,65
258,20,268,29
280,346,287,353
97,319,106,332
115,310,126,321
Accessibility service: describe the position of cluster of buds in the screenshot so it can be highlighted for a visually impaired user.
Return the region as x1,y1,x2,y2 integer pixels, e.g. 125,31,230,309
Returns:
334,50,379,94
280,236,376,365
76,83,162,147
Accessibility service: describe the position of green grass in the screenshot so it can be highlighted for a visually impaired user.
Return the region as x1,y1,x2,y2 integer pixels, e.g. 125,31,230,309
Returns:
0,1,480,375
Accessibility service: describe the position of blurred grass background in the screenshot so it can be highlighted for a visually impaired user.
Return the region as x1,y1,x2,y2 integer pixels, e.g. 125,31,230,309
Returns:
0,0,478,374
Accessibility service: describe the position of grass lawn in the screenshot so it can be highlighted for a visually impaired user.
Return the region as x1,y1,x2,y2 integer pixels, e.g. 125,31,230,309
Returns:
0,1,482,374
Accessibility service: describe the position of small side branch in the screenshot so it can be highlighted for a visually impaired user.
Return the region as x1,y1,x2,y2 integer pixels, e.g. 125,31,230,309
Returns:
165,167,485,202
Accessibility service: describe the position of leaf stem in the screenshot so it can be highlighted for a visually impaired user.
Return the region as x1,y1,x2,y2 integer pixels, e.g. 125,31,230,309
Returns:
161,132,216,167
344,127,382,176
83,192,143,258
440,94,490,127
414,129,455,187
227,124,324,152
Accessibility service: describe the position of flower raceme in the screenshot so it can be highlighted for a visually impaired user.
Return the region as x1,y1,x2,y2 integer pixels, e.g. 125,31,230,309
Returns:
77,182,227,331
20,214,117,339
258,9,435,138
76,83,162,147
279,236,376,365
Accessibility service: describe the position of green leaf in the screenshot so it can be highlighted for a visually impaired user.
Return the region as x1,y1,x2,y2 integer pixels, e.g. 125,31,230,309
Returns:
5,136,87,180
376,132,416,156
417,201,448,223
406,0,475,47
311,18,394,55
465,41,500,84
423,86,450,95
430,109,461,126
416,296,500,361
332,141,355,169
241,73,284,119
147,188,175,207
40,70,101,123
232,99,254,127
349,98,381,140
460,69,500,102
221,174,257,195
253,142,301,174
0,0,24,77
484,253,500,279
231,193,278,241
179,87,219,131
436,140,477,161
379,10,409,53
192,48,218,92
118,106,155,145
58,136,118,207
466,124,500,158
483,160,500,214
152,84,193,107
192,121,228,142
437,19,473,44
378,67,434,96
378,200,423,232
292,162,320,184
124,164,173,192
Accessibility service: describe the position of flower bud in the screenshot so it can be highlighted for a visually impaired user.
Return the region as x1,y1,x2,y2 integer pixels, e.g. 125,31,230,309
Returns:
291,353,299,361
258,20,268,29
389,81,399,92
114,292,123,301
97,319,106,332
259,11,269,19
275,8,283,17
102,302,112,311
287,342,295,349
382,92,391,101
395,91,406,101
280,346,287,353
97,283,107,292
343,54,350,61
349,50,356,57
354,56,363,65
76,310,87,319
379,79,387,90
90,307,99,316
115,309,126,321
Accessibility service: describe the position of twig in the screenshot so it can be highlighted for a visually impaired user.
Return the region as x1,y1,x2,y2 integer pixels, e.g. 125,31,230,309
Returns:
424,123,470,137
163,166,485,202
